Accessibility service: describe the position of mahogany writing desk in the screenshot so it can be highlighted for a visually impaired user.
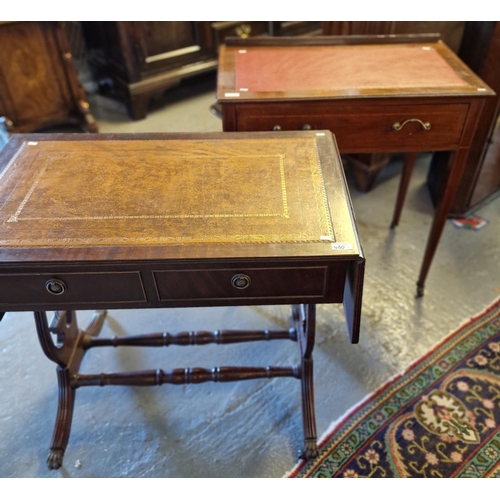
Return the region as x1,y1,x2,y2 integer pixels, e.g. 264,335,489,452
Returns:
217,35,496,296
0,131,364,469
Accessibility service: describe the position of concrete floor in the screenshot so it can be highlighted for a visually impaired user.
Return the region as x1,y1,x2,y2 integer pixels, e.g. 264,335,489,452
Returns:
1,74,499,477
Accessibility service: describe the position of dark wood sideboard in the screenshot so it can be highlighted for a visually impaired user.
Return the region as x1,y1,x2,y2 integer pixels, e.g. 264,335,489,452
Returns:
0,21,97,133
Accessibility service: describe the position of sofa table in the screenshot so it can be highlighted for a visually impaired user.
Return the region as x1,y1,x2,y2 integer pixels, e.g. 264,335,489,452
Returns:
0,131,364,469
217,35,495,296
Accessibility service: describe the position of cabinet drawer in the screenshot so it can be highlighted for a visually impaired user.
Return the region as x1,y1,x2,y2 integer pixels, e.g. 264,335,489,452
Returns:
153,266,345,303
0,272,146,306
236,103,469,151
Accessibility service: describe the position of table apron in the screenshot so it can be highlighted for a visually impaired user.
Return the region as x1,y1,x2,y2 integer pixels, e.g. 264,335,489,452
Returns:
230,102,472,152
0,260,353,311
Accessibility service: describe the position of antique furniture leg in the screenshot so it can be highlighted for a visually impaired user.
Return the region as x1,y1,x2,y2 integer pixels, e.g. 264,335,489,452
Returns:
53,22,99,133
293,303,318,459
34,309,107,469
416,149,469,297
390,152,417,229
128,93,151,121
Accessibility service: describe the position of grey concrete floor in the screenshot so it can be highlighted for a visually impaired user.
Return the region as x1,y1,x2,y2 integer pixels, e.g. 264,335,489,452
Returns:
1,74,499,477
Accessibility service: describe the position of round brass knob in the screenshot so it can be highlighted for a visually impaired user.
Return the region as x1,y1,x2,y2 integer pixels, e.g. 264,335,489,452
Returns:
302,124,313,130
231,274,251,290
45,279,67,295
272,125,282,131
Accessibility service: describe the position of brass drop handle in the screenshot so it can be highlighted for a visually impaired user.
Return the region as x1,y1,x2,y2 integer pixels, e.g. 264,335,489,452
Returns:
45,279,67,295
302,124,313,130
272,125,282,131
231,273,251,290
392,119,431,131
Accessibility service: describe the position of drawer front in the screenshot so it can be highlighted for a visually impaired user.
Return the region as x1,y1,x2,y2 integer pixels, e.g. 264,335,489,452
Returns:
153,266,344,303
0,272,146,306
236,103,469,151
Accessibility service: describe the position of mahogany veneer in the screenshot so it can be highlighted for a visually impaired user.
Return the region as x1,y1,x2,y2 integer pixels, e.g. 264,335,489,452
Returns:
217,35,496,296
0,131,364,469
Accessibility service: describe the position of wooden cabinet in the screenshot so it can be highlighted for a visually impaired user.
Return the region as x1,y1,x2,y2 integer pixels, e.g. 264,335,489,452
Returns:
82,21,220,120
0,21,97,133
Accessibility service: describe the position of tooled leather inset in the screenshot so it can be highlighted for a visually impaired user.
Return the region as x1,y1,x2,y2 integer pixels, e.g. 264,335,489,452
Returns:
0,138,336,247
235,46,467,93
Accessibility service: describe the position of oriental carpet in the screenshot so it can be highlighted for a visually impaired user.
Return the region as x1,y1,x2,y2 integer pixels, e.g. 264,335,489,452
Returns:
287,297,500,478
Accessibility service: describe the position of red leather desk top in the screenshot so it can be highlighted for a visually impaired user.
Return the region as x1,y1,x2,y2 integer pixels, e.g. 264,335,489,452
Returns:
234,45,467,93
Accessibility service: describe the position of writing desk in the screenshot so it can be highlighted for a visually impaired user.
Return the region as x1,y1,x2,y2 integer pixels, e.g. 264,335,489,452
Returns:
217,35,495,296
0,131,364,469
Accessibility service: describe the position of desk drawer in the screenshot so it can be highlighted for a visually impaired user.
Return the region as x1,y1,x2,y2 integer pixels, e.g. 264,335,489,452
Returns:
153,266,344,303
0,272,146,306
235,103,469,151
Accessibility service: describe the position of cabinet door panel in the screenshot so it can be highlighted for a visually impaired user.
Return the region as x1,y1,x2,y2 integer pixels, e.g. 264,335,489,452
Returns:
0,22,71,126
138,22,215,75
142,21,196,57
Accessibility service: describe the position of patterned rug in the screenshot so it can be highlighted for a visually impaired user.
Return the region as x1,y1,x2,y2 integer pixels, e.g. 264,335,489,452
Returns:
287,297,500,478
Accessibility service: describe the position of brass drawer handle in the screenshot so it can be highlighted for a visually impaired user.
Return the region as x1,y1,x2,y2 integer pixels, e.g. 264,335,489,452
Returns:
272,125,282,131
392,119,431,131
302,124,313,130
231,274,251,290
45,279,67,295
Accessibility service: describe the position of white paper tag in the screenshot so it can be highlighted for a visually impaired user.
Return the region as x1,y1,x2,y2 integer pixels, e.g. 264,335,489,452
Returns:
331,242,353,251
28,142,38,146
225,92,240,97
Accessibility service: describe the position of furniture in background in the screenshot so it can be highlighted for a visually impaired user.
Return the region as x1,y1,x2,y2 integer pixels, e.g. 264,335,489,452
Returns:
82,21,322,120
427,21,500,216
216,35,495,296
82,21,219,120
0,130,364,469
0,21,97,133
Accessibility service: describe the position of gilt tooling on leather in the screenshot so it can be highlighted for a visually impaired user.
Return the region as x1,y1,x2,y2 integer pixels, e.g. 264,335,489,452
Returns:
235,46,467,93
0,138,336,246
